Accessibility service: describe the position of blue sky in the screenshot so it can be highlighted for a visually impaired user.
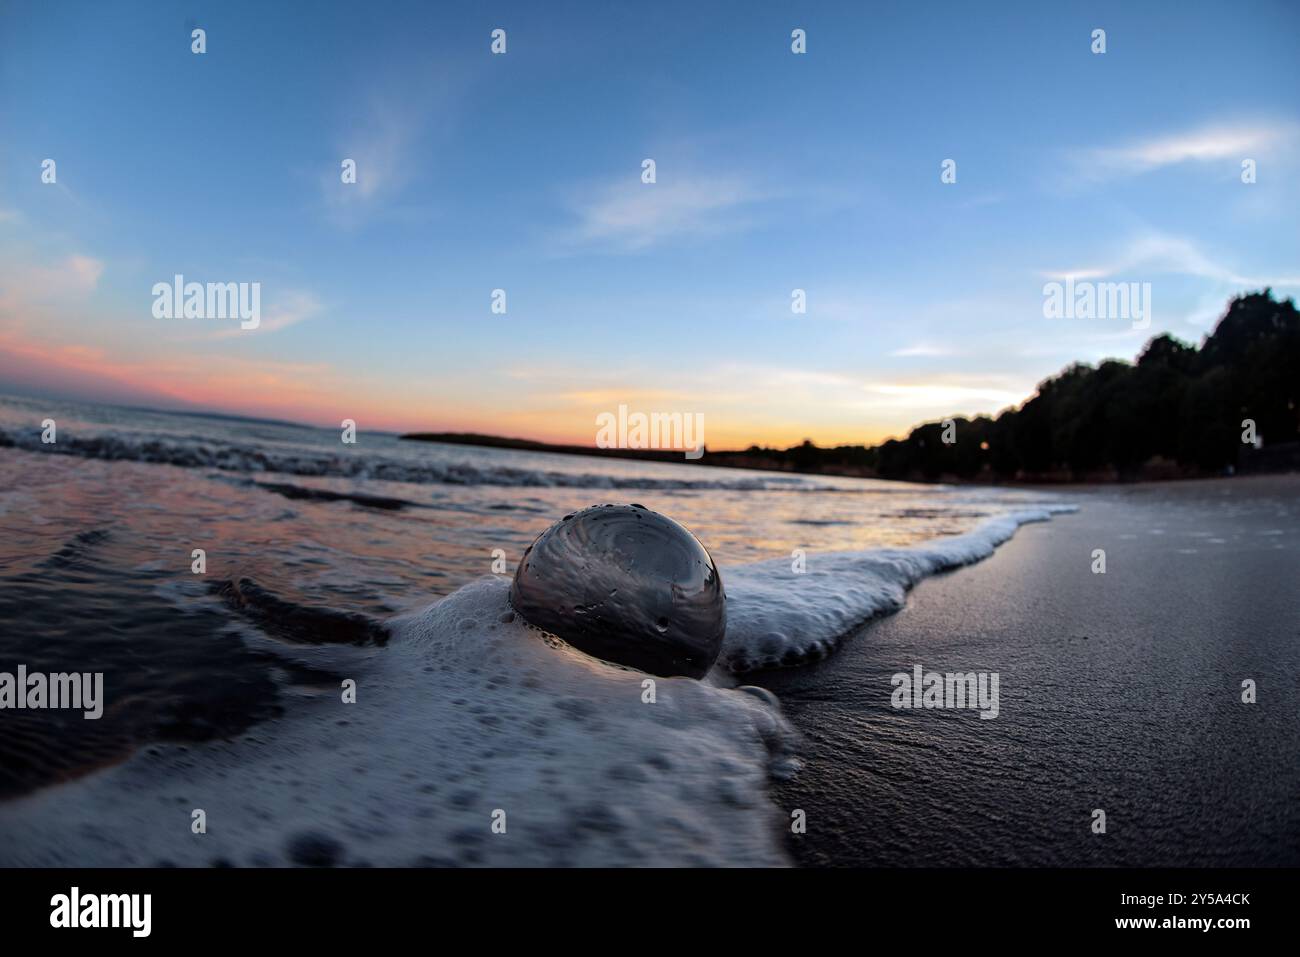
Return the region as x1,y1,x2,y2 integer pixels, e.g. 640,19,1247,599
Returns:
2,0,1298,447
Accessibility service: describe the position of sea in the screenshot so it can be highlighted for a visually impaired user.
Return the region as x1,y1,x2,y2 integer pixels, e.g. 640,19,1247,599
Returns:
0,393,1078,866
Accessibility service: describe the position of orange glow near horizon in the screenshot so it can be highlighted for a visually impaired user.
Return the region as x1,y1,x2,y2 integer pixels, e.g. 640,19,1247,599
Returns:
0,287,1041,454
3,334,933,450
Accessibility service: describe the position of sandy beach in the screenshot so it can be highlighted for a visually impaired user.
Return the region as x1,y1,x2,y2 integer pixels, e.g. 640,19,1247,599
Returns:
760,474,1300,867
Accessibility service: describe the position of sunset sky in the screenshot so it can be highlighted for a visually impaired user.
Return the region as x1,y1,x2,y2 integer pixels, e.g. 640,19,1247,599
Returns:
2,0,1298,449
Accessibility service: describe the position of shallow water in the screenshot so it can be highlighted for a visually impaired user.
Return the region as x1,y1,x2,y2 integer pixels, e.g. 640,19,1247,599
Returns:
0,394,1074,864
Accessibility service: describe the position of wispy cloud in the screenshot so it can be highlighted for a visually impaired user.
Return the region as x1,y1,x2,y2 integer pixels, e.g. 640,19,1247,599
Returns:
866,379,1026,411
64,255,104,290
321,100,418,212
889,342,952,358
317,59,469,228
3,253,105,303
1043,232,1300,288
558,172,767,252
209,290,323,338
1076,121,1295,179
0,322,346,418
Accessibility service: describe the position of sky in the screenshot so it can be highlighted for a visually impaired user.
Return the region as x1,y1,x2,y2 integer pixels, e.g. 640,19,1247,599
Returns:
1,0,1298,449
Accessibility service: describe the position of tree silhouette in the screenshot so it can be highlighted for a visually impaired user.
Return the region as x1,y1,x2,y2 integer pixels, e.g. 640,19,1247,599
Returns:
706,290,1299,482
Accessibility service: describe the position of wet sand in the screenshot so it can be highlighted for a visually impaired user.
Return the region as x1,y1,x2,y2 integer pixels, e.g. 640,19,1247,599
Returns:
758,475,1300,867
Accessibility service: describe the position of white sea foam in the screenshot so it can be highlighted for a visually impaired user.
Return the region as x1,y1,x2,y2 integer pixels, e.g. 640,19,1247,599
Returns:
721,507,1078,671
0,577,794,867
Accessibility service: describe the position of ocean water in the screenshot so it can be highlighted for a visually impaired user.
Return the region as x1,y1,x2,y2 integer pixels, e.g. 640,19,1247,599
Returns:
0,394,1074,866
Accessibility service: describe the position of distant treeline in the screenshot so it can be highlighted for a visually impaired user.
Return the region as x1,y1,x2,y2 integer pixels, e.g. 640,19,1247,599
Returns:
716,290,1300,482
406,290,1300,484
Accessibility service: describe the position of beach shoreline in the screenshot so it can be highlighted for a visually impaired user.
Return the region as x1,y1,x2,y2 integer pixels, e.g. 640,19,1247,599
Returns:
756,474,1300,867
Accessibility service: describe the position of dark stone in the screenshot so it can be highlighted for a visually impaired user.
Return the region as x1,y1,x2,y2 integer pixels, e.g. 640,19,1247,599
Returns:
509,504,726,678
